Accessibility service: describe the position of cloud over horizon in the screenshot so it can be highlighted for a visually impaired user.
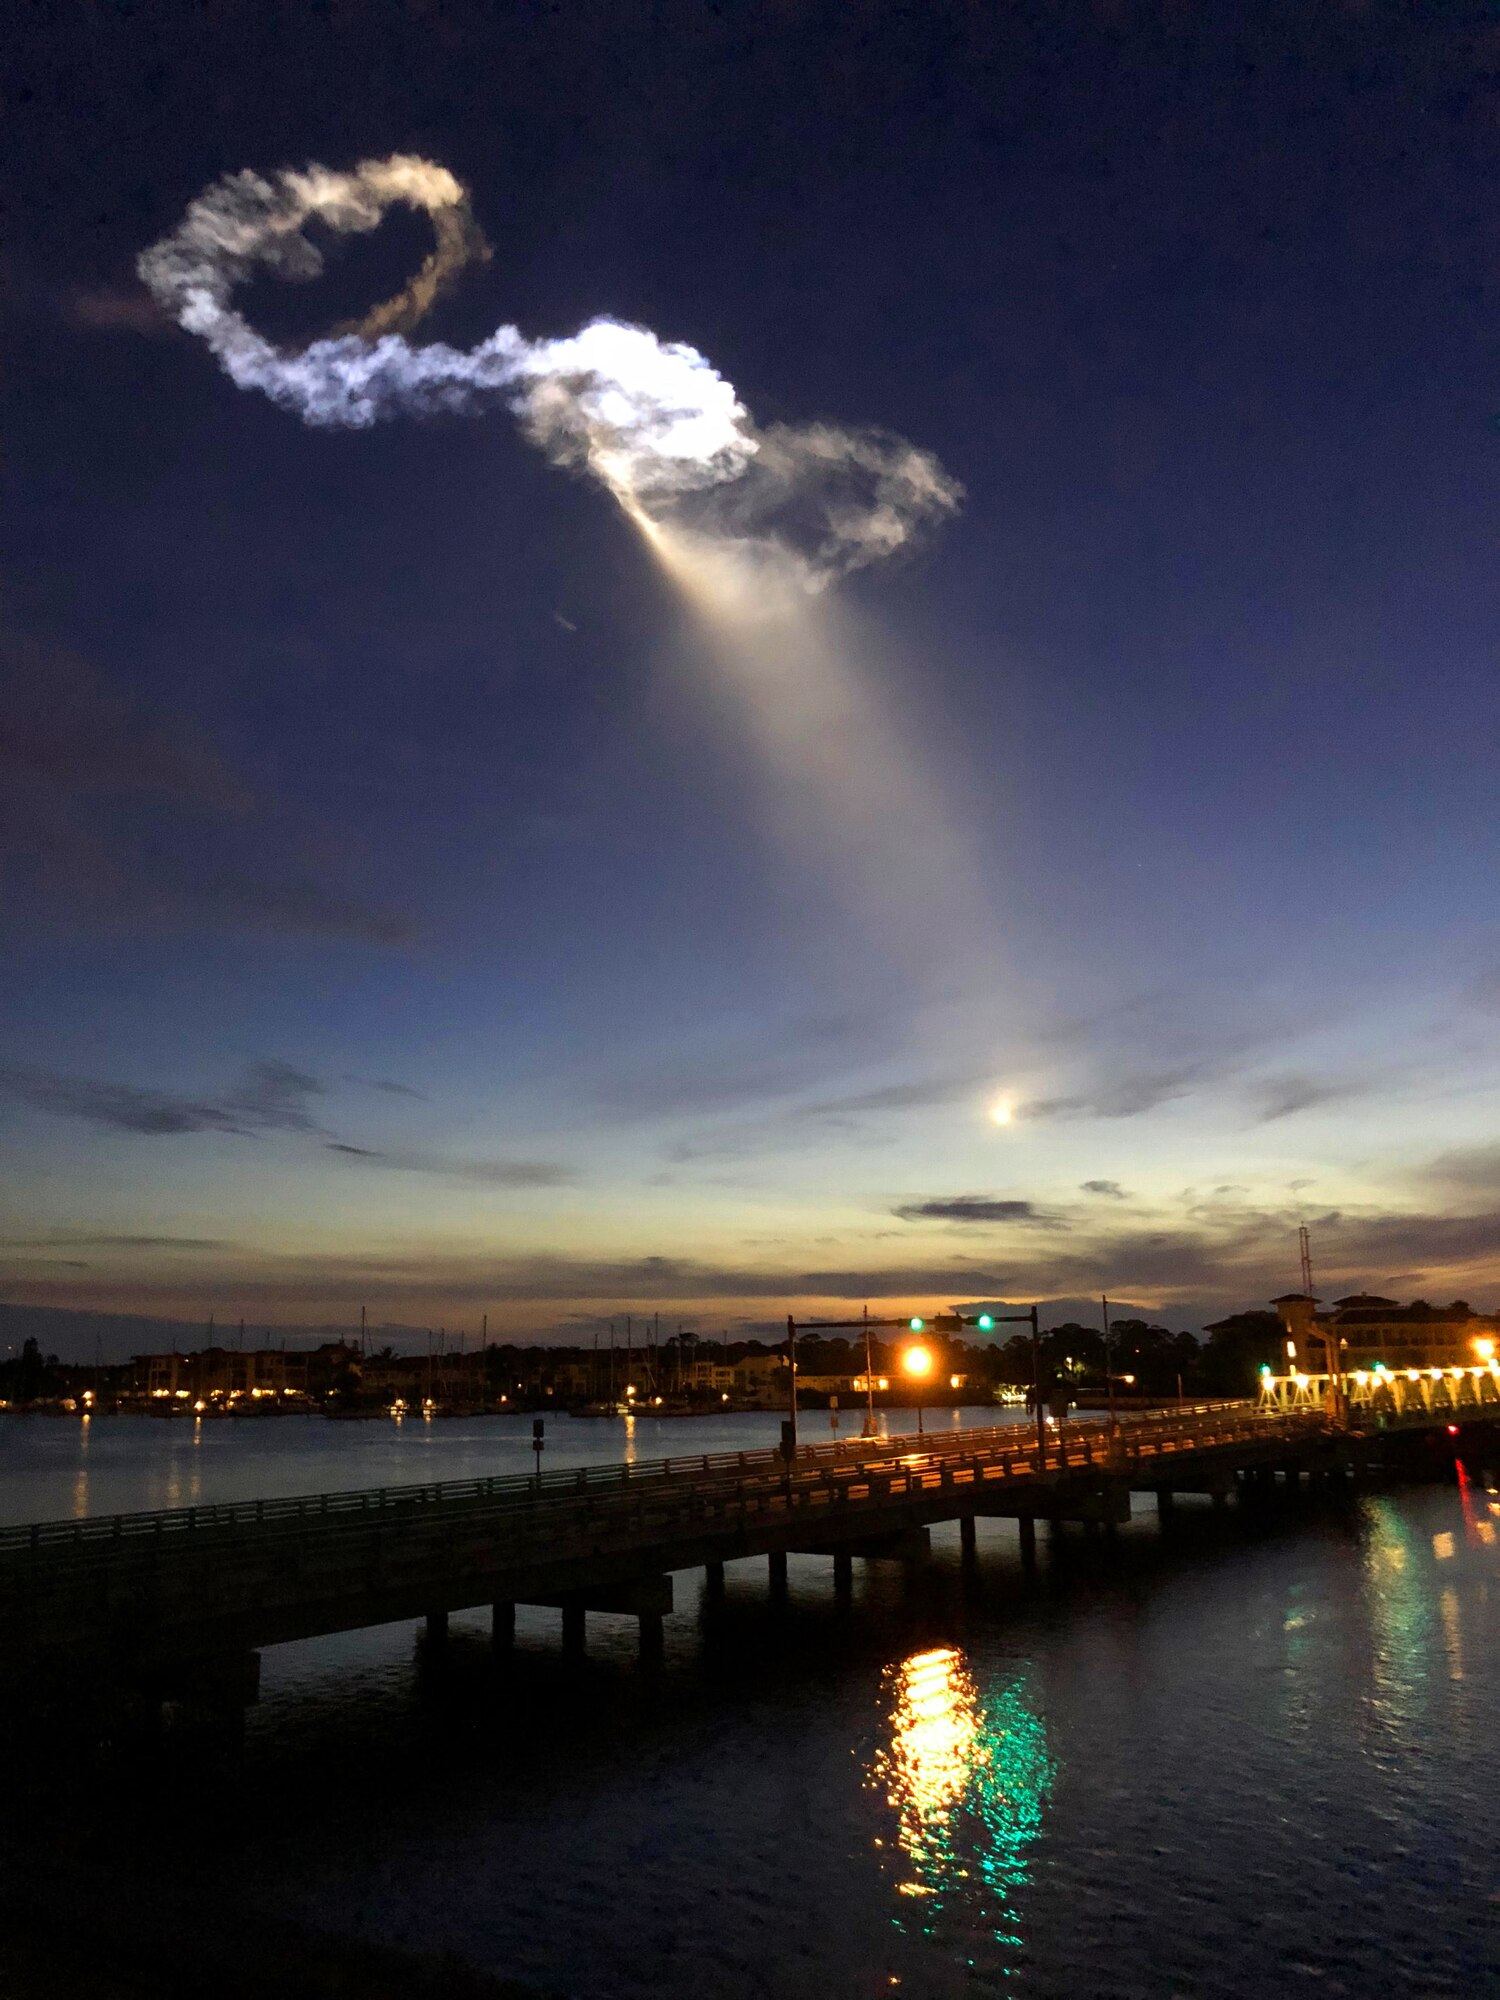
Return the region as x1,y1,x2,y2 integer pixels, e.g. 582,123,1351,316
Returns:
893,1195,1063,1227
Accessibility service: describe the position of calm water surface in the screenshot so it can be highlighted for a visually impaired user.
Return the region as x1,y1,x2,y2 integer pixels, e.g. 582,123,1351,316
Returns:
6,1410,1499,1998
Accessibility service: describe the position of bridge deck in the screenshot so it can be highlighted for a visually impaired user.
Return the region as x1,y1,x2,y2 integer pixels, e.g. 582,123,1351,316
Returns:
0,1401,1353,1696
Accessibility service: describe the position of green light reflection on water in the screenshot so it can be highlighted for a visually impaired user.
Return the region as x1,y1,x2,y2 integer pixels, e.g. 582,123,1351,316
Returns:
1362,1496,1435,1732
868,1644,1053,1973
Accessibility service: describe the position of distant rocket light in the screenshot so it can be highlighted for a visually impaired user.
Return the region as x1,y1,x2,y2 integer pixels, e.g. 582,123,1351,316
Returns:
138,154,961,593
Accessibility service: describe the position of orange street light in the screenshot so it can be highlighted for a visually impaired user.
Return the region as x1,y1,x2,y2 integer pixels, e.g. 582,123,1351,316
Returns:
903,1343,932,1434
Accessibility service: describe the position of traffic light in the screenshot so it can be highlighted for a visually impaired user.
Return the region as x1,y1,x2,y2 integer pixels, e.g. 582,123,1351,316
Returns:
908,1316,925,1331
976,1314,994,1331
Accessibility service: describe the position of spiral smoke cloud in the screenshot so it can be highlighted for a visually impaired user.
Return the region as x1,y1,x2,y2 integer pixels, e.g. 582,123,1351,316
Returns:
138,154,961,590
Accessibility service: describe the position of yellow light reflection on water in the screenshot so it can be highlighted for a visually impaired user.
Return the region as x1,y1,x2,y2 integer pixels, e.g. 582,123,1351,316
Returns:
883,1647,977,1878
869,1643,1053,1969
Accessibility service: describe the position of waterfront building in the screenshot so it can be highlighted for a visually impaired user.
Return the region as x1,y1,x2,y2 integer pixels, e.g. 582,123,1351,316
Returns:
732,1352,789,1406
126,1342,361,1407
1272,1292,1500,1373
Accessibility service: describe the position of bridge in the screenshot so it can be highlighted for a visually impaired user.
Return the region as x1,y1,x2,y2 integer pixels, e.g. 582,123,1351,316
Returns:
0,1391,1487,1728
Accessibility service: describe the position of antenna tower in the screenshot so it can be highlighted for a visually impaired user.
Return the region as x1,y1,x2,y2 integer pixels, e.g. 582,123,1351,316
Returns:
1298,1224,1314,1297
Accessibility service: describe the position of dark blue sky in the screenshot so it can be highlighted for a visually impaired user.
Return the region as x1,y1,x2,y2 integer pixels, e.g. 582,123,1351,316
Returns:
3,2,1498,1338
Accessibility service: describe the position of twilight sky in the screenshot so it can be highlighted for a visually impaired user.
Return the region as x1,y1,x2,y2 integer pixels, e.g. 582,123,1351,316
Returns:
3,2,1498,1342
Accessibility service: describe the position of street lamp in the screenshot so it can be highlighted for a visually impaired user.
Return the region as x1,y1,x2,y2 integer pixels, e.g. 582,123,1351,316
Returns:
903,1342,933,1435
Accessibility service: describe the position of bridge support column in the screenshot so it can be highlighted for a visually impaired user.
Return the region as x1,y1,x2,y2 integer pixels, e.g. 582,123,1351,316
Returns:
1282,1464,1302,1496
768,1549,789,1601
1212,1489,1229,1513
491,1602,515,1653
1017,1515,1037,1568
833,1550,853,1600
959,1515,978,1566
704,1560,725,1602
638,1611,664,1667
425,1609,449,1645
561,1602,586,1657
1155,1488,1175,1524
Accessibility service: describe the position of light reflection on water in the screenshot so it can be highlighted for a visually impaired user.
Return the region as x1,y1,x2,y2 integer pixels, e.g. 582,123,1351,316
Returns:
870,1645,1052,1974
1363,1497,1437,1733
5,1416,1500,1998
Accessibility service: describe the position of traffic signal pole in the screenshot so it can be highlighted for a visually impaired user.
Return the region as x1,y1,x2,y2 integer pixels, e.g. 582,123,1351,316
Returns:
785,1313,799,1457
793,1305,1042,1452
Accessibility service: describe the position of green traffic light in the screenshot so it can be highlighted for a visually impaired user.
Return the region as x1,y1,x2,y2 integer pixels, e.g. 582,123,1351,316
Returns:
977,1314,994,1330
909,1316,924,1331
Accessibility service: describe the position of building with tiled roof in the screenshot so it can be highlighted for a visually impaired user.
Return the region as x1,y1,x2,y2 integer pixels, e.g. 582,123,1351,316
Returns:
1271,1293,1500,1373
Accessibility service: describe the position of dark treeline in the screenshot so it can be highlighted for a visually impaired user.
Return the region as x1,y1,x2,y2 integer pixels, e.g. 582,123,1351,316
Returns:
0,1312,1289,1408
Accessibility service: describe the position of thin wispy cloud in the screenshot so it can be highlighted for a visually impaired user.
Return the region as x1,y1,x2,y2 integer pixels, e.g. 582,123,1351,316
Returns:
1019,1063,1215,1122
324,1143,573,1188
797,1074,974,1122
1250,1074,1369,1123
342,1074,428,1100
595,1010,893,1122
185,875,416,947
0,634,414,947
0,1234,233,1251
0,1059,325,1137
0,637,249,808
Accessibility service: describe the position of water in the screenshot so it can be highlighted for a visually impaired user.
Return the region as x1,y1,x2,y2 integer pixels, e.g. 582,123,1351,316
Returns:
0,1403,1025,1526
5,1411,1499,1998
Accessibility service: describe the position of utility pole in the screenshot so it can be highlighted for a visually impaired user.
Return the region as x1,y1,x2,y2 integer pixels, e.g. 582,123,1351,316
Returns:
1102,1294,1116,1442
862,1303,877,1438
786,1313,799,1456
1031,1304,1045,1465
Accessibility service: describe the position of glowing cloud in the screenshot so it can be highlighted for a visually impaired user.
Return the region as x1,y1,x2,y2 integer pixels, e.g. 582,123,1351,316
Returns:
139,154,961,591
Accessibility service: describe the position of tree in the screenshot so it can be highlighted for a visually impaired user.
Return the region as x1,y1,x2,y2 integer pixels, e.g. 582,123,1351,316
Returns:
19,1337,43,1402
1107,1319,1200,1395
1199,1311,1283,1395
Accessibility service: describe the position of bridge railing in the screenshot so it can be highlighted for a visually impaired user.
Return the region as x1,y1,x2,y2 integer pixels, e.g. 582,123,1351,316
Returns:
1259,1365,1500,1420
0,1398,1286,1560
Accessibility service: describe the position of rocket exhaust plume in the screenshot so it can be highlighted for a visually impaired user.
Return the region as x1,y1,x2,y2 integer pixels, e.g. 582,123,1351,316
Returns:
141,157,996,1004
138,155,961,592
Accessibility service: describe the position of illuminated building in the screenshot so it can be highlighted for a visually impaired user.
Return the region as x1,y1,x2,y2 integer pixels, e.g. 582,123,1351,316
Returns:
1272,1292,1500,1375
